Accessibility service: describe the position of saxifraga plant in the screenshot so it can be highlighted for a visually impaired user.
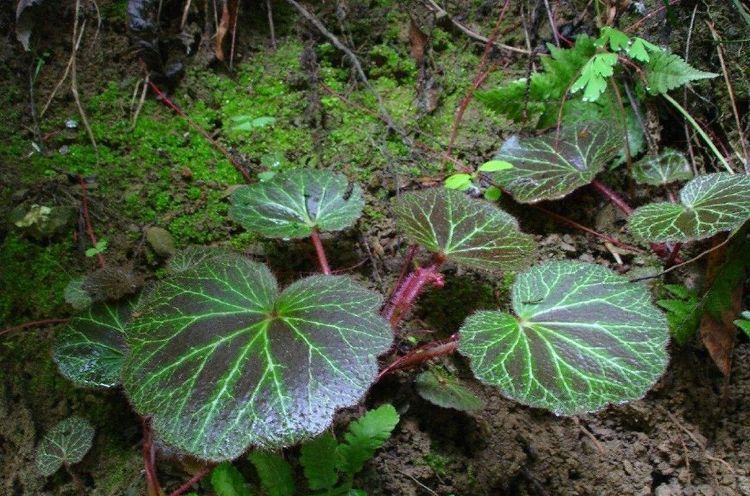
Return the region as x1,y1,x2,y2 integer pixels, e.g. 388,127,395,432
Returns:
49,164,689,494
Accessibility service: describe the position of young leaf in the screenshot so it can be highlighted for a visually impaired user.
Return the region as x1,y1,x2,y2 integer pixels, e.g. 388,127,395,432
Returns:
64,277,93,310
122,251,392,461
210,462,252,496
249,452,295,496
53,300,132,388
393,188,535,272
632,149,693,186
595,27,630,51
36,417,95,476
478,160,513,173
483,186,502,202
229,169,364,239
459,261,669,415
626,37,660,62
735,312,750,339
491,123,621,203
415,367,484,412
337,404,400,476
571,53,618,102
444,173,473,191
628,173,750,242
643,51,717,95
300,432,339,490
657,285,700,345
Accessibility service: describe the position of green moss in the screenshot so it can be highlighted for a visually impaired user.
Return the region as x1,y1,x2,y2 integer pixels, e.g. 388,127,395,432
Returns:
423,452,451,477
0,233,73,323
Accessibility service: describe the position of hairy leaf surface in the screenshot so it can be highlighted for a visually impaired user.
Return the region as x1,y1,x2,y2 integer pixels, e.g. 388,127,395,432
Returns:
491,123,621,203
229,169,364,239
36,417,94,476
628,173,750,242
53,301,132,388
122,251,392,461
393,188,535,272
459,261,669,415
632,149,693,185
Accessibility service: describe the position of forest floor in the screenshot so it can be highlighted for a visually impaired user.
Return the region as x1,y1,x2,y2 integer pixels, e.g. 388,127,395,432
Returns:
1,0,749,494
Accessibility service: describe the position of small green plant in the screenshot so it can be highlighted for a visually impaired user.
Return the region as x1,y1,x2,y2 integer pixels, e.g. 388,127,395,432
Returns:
444,159,512,201
656,285,700,345
735,311,750,339
36,416,94,489
85,238,108,258
208,404,399,496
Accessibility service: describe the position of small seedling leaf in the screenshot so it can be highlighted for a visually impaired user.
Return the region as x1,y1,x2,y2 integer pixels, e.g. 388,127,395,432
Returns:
595,27,630,52
230,169,364,239
643,51,717,95
337,404,399,476
64,277,93,310
483,186,502,202
122,251,392,461
478,160,513,173
628,173,750,242
444,173,473,190
459,261,669,415
491,123,621,203
632,149,693,186
210,462,252,496
415,367,484,412
36,417,94,476
394,188,535,272
571,53,618,102
300,432,339,490
249,452,295,496
626,37,660,62
53,300,132,388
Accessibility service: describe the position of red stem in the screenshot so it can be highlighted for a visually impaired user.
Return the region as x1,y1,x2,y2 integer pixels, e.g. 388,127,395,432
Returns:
79,175,105,269
589,180,678,261
0,318,69,338
147,81,253,184
389,244,418,299
382,258,445,328
168,467,212,496
377,333,459,379
310,228,331,275
142,417,163,496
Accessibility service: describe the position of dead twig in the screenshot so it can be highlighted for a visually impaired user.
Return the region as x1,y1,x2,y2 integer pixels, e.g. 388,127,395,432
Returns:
422,0,531,55
706,21,749,173
286,0,407,142
78,174,106,268
0,319,70,338
445,0,510,168
70,0,97,154
266,0,276,49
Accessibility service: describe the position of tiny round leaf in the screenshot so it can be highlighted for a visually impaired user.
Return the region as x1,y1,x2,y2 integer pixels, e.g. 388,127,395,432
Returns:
459,260,669,415
36,416,94,476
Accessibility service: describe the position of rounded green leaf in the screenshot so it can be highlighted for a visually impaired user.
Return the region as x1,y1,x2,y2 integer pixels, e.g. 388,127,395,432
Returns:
393,188,535,272
628,173,750,242
478,160,513,172
229,169,364,239
53,301,132,388
415,367,484,411
36,416,94,476
444,173,473,190
632,149,693,186
491,123,621,203
64,277,93,310
122,251,392,461
459,260,669,415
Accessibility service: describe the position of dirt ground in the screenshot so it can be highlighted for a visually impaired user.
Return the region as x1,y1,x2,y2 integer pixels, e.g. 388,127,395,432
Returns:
1,0,749,494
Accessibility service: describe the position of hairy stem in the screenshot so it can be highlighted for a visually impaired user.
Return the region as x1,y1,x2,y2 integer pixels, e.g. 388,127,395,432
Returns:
382,259,445,328
378,333,459,379
79,175,105,268
661,93,733,173
168,467,212,496
64,462,86,494
310,228,331,275
142,417,163,496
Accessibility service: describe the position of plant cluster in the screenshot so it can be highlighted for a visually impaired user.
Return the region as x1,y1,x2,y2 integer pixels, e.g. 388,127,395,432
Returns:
39,22,750,496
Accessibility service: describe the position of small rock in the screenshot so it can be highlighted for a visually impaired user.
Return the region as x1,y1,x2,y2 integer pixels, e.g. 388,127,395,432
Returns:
146,226,177,257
